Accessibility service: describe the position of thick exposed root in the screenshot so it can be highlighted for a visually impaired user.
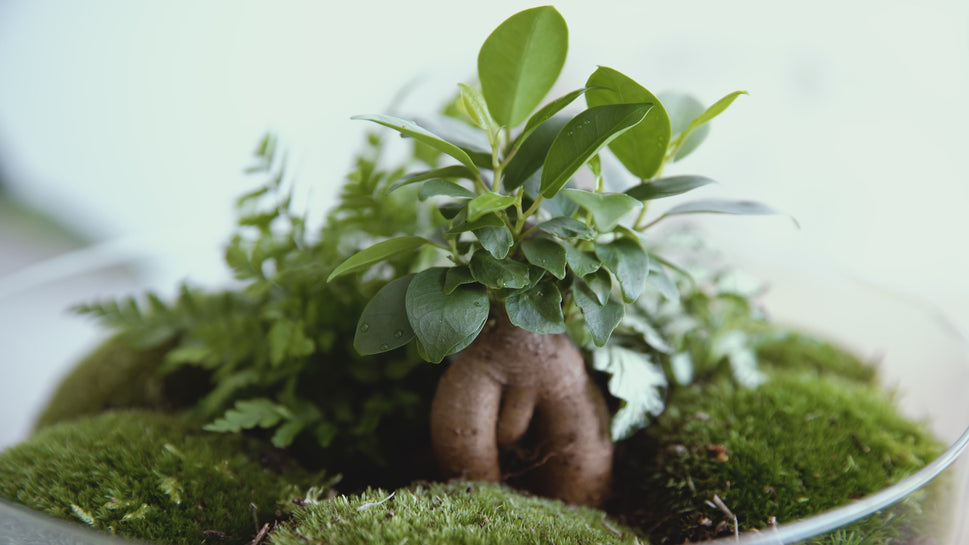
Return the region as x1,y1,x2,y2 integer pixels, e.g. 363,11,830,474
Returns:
429,312,613,507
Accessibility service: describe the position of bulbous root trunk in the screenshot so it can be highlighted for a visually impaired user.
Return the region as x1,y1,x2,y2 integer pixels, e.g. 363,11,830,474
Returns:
429,313,614,507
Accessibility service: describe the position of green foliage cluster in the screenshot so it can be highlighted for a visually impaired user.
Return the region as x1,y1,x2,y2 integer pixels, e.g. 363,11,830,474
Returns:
269,481,639,545
0,410,326,545
74,131,442,481
611,333,944,543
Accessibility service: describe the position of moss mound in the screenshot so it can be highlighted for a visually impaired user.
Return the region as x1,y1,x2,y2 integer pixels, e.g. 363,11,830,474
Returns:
270,481,639,545
0,410,325,545
34,336,209,430
612,335,944,543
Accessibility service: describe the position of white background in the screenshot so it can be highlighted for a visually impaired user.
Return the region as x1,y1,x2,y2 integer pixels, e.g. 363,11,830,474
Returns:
1,1,968,448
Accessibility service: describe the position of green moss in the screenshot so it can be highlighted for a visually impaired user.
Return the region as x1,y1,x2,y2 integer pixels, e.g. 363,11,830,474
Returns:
34,336,210,430
0,410,327,545
611,334,944,543
756,330,878,384
270,481,640,545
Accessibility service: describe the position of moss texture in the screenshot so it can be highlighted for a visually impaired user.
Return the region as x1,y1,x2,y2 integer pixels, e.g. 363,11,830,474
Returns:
0,410,325,545
270,481,639,545
611,334,944,543
34,336,210,430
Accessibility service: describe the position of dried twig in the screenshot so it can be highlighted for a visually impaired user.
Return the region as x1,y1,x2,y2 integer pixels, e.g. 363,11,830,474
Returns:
711,494,739,540
249,522,270,545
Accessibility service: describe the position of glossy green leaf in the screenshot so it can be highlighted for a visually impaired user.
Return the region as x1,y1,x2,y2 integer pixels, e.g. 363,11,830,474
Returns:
470,251,531,289
514,88,589,149
504,116,568,192
586,66,670,179
563,242,601,277
660,92,709,161
354,275,415,355
521,237,567,279
584,268,612,305
595,237,649,302
391,165,476,193
592,346,668,441
504,282,566,335
444,267,475,294
624,175,716,202
448,212,504,234
458,83,497,132
418,179,476,201
536,217,595,240
327,236,429,282
468,192,516,222
478,6,568,127
573,280,624,347
353,114,480,175
562,189,642,232
540,103,651,198
405,267,489,363
474,225,515,259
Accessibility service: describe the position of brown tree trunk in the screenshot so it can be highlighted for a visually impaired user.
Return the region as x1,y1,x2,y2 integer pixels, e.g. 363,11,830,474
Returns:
429,311,614,507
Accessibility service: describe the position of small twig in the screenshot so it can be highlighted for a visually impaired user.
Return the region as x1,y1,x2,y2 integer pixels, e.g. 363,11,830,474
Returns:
711,494,739,541
599,516,623,537
249,523,270,545
356,491,396,511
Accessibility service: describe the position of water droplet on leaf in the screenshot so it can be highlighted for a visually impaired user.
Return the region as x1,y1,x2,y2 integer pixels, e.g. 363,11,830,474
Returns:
393,330,404,338
360,323,370,332
379,343,389,350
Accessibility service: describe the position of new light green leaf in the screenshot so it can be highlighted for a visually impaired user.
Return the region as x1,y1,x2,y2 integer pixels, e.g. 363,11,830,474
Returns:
562,188,642,232
468,192,517,222
595,237,649,302
458,83,498,132
504,282,566,335
354,275,416,356
660,92,710,161
327,236,430,282
592,346,668,440
624,175,717,202
478,6,569,128
521,237,567,279
586,66,670,179
204,398,291,433
352,114,481,175
674,90,747,154
405,267,489,363
540,103,651,198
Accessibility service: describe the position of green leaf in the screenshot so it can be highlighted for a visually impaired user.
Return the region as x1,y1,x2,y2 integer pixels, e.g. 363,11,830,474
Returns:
470,251,531,289
268,319,315,366
656,199,793,224
540,103,651,198
352,114,481,175
468,192,517,222
514,88,590,149
271,419,307,448
204,398,291,433
354,275,416,356
478,6,569,127
675,90,747,153
474,225,515,259
327,236,430,282
448,212,504,234
647,258,680,302
659,92,709,161
624,175,716,201
405,267,490,363
521,237,567,279
503,116,567,192
391,165,476,193
584,268,612,305
458,83,498,132
418,179,476,201
444,267,475,294
596,237,649,302
573,280,624,347
586,66,670,179
563,242,601,277
562,189,642,232
591,346,668,441
536,217,595,240
504,282,566,335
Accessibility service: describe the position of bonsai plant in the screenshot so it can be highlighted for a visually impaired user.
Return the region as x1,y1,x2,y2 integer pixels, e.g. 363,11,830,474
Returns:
324,4,778,508
0,5,953,545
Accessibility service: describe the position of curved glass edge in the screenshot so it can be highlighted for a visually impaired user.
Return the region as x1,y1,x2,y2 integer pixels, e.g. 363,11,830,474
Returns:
0,499,149,545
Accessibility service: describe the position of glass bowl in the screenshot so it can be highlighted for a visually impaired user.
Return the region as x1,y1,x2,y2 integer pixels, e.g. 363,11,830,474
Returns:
1,246,967,544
